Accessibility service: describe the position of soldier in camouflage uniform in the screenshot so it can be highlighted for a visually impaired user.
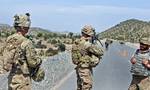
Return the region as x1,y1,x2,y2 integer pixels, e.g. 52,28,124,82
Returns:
129,37,150,90
72,25,104,90
1,13,42,90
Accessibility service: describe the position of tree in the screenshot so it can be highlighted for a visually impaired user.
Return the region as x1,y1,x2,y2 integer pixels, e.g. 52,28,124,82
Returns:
10,30,16,35
58,43,66,52
68,32,73,38
37,33,43,38
43,33,49,40
51,39,57,44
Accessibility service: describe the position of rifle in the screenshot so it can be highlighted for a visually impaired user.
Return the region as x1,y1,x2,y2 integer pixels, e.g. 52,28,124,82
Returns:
92,32,103,47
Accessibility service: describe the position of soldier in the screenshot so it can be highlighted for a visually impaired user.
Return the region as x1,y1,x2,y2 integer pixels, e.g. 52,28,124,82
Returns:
72,25,104,90
1,13,42,90
105,38,110,50
129,37,150,90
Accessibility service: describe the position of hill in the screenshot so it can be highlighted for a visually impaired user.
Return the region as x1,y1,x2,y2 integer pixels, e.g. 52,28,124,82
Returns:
0,24,50,34
98,19,150,42
0,24,13,31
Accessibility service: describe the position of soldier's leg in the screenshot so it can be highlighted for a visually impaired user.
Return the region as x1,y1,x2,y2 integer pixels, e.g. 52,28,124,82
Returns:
128,84,138,90
8,73,31,90
128,75,147,90
138,76,150,90
78,68,93,90
76,68,82,90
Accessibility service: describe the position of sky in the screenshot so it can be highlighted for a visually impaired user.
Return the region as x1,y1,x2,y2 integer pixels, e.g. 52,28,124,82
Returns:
0,0,150,33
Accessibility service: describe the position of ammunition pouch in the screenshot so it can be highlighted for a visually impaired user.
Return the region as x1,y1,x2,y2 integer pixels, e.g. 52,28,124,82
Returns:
89,55,100,67
77,55,91,68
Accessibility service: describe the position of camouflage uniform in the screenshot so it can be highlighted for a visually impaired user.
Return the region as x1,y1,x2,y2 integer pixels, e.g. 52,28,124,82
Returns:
2,13,42,90
129,38,150,90
72,25,104,90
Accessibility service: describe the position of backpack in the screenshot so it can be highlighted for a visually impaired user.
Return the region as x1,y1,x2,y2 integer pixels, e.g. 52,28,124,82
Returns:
0,36,45,81
1,37,23,72
72,44,82,65
72,42,90,65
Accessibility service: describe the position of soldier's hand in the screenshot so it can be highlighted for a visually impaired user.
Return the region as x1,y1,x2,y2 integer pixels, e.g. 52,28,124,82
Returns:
146,64,150,69
130,57,136,64
142,59,149,66
142,59,150,69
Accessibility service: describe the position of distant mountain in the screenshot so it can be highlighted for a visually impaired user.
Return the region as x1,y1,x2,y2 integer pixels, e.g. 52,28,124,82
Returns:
0,24,12,31
29,27,51,35
0,24,51,35
0,24,76,39
98,19,150,42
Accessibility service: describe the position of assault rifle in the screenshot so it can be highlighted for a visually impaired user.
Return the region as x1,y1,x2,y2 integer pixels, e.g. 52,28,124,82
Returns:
91,32,103,47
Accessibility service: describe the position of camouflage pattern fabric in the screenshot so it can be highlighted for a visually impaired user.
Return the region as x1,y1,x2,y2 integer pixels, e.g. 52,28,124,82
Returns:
0,45,6,74
72,38,103,68
13,13,31,27
72,44,82,65
2,34,25,72
0,46,5,55
139,37,150,46
0,56,6,74
81,25,95,36
76,68,93,90
2,33,41,90
87,45,104,57
128,75,150,90
72,37,104,90
8,72,31,90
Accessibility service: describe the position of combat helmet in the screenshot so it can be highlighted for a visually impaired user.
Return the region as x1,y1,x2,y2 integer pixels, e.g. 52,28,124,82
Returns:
81,25,95,36
13,13,31,27
31,67,45,82
139,37,150,46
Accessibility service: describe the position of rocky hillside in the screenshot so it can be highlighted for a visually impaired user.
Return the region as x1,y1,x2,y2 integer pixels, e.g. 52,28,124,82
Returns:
0,24,12,31
0,24,80,39
98,19,150,42
0,24,80,57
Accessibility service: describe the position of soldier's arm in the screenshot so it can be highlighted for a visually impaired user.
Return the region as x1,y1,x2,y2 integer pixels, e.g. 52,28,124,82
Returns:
141,56,150,69
142,54,150,69
87,45,104,67
24,40,42,68
130,57,136,64
0,46,4,55
146,61,150,69
87,45,104,58
130,49,138,64
0,43,6,56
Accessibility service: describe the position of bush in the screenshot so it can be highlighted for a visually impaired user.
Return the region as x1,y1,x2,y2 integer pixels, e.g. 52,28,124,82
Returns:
37,33,43,38
51,39,57,44
58,43,66,52
45,48,58,56
10,30,16,35
47,39,52,43
43,33,49,40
